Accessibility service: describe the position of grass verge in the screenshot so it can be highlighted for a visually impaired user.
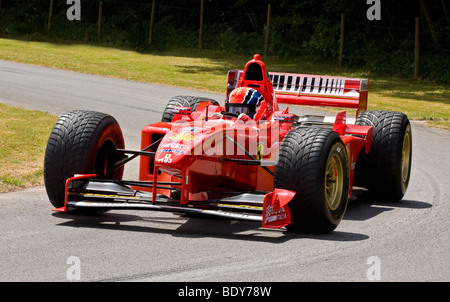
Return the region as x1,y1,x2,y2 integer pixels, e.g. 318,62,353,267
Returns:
0,38,448,128
0,103,58,193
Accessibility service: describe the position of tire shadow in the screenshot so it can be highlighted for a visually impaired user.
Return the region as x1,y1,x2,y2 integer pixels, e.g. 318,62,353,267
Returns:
344,189,432,222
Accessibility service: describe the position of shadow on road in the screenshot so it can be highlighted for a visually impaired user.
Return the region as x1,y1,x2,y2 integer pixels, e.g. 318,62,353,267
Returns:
52,209,369,244
344,190,432,222
51,189,430,243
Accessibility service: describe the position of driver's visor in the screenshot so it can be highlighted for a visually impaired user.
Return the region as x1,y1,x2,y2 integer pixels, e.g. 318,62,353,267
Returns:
225,103,250,116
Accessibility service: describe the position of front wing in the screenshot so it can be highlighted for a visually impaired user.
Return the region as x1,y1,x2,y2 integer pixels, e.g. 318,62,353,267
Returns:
53,174,294,229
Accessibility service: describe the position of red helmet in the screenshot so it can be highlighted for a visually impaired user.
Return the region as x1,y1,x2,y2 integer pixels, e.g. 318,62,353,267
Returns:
225,87,264,119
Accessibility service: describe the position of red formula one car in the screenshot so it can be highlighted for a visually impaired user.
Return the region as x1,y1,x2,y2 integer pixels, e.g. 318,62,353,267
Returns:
44,54,412,233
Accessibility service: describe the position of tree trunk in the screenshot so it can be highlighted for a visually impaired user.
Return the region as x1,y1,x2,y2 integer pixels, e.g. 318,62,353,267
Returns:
418,0,439,48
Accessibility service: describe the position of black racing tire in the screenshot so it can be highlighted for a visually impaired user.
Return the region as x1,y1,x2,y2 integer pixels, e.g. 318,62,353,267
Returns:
354,110,412,201
189,96,220,112
161,95,219,122
274,127,350,233
44,110,125,208
161,96,190,122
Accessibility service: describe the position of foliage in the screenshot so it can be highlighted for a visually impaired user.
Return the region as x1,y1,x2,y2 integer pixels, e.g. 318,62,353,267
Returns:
0,0,448,83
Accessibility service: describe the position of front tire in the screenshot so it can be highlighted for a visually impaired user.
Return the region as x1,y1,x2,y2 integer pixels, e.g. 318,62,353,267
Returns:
274,127,349,233
44,110,125,208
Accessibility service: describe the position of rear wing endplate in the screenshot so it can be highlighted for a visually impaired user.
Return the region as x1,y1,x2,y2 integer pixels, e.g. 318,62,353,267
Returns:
228,70,369,116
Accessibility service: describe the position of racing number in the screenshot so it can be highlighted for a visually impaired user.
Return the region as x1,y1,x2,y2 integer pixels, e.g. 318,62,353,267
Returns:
157,153,172,163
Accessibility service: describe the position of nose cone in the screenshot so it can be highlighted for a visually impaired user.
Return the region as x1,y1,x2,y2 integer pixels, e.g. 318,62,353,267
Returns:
155,130,196,165
154,122,222,168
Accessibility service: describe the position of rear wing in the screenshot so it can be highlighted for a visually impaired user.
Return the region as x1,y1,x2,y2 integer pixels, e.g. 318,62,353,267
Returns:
227,70,369,115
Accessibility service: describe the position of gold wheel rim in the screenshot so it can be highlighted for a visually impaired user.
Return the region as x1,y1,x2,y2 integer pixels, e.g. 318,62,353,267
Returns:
325,153,344,211
401,127,411,182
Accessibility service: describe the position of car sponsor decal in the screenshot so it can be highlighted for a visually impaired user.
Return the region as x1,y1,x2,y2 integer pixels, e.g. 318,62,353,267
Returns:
169,133,195,141
181,127,198,132
160,149,185,154
160,142,191,150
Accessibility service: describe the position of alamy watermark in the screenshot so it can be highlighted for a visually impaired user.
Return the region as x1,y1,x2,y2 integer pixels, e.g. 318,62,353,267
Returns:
66,0,81,21
66,256,81,281
66,1,380,22
366,0,381,21
63,255,382,281
154,119,283,162
366,256,381,280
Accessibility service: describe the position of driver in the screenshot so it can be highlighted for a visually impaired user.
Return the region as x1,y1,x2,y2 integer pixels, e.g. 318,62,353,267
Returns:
225,87,264,119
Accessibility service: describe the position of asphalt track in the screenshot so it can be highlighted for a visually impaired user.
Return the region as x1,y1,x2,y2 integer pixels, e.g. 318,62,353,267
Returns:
0,59,449,282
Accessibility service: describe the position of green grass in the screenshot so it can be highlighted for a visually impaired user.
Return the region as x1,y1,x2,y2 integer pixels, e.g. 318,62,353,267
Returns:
0,38,448,193
1,38,448,128
0,103,58,193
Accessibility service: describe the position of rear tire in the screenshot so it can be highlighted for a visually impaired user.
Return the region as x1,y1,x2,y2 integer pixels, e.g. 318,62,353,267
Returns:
161,95,219,122
354,110,412,201
274,127,349,233
44,110,125,208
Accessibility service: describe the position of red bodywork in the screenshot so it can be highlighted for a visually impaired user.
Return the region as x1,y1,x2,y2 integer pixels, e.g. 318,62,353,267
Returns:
55,54,373,229
136,54,371,226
